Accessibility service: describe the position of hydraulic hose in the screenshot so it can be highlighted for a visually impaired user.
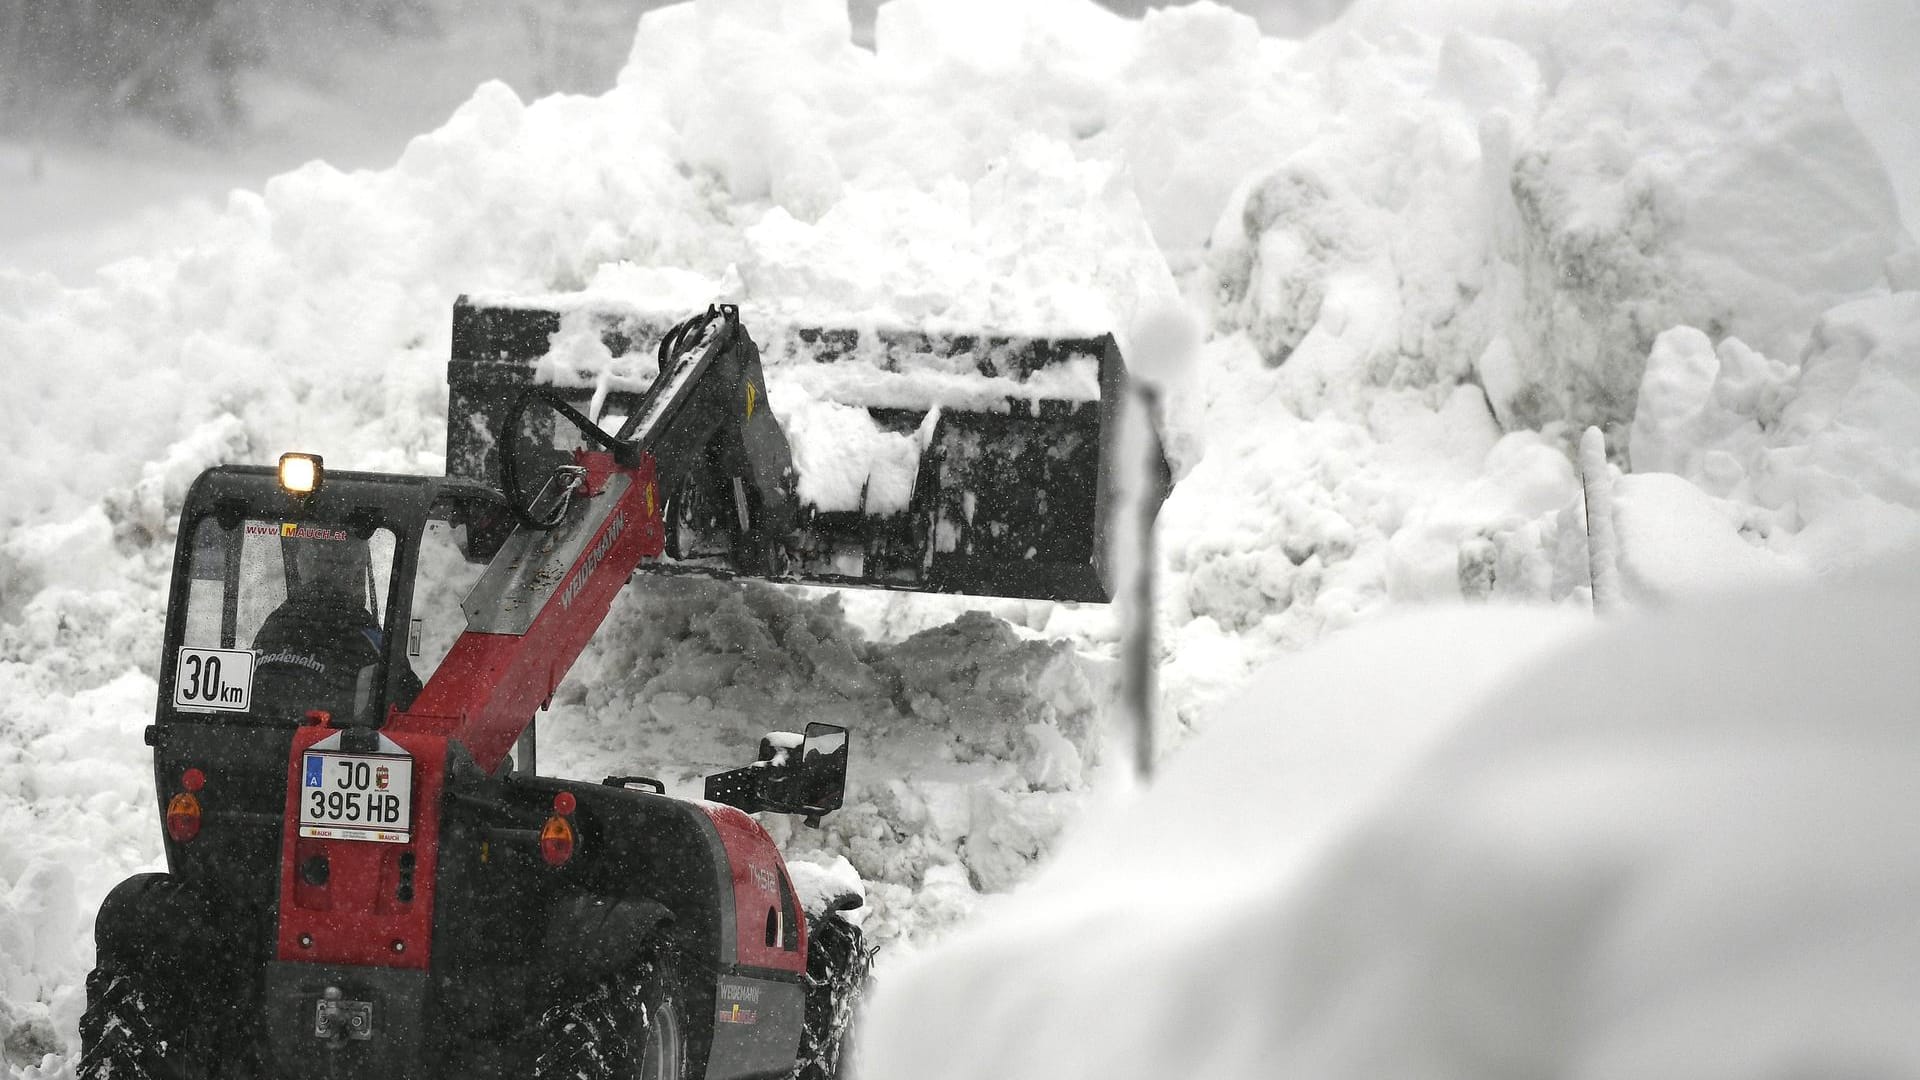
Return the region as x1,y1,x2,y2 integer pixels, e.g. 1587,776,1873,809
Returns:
500,305,734,531
499,386,638,531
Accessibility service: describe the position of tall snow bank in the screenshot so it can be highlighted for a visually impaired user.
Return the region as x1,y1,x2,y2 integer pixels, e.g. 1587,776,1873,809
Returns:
1208,0,1911,435
1151,331,1586,716
0,0,1303,531
1162,0,1919,650
1751,0,1920,233
864,555,1920,1078
1625,295,1920,587
610,0,1299,330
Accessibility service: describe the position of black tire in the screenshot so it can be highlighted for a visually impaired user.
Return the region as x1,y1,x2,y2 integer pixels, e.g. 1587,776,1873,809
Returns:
535,951,685,1080
85,875,259,1079
796,911,873,1080
78,966,186,1080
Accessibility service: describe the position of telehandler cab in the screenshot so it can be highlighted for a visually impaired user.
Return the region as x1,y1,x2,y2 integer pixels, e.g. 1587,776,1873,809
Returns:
81,300,1159,1080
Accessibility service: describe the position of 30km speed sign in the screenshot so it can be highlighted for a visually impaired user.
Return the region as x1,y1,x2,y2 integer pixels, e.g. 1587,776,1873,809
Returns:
173,647,255,712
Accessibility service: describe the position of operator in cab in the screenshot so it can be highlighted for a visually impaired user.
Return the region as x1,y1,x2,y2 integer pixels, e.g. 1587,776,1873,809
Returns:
250,532,421,723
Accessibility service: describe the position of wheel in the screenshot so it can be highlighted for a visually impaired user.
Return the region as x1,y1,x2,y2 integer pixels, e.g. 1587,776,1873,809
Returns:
84,875,261,1079
78,966,185,1080
535,951,684,1080
796,909,873,1080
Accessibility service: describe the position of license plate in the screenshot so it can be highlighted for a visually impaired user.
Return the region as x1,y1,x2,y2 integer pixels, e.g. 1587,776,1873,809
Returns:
299,751,413,843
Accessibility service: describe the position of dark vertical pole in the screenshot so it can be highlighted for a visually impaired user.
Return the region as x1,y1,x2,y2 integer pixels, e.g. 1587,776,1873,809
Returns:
1120,383,1161,781
221,522,243,650
1579,425,1619,614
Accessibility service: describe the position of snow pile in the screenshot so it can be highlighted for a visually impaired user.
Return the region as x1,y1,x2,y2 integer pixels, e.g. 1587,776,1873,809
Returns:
1210,0,1907,432
1751,0,1920,233
1624,295,1920,585
1149,0,1917,704
777,398,928,515
545,578,1111,945
865,555,1920,1079
0,666,159,1067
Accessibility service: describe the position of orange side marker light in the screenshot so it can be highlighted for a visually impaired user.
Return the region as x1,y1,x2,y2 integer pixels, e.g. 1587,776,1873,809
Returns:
166,792,203,842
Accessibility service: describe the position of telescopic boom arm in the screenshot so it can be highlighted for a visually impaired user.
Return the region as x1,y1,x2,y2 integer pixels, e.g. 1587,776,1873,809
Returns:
392,306,789,772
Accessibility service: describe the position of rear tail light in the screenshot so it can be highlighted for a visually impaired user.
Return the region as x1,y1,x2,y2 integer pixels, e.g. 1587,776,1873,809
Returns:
166,792,202,842
540,815,575,866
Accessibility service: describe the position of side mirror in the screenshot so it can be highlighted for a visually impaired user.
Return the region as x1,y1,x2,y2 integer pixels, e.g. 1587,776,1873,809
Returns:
704,722,849,827
795,723,847,818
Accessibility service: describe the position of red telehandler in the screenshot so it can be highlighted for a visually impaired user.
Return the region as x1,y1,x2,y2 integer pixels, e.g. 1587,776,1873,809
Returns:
80,300,1159,1080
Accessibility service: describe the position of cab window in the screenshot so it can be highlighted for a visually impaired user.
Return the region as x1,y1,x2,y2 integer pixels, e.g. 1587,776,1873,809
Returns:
408,519,490,687
173,516,398,720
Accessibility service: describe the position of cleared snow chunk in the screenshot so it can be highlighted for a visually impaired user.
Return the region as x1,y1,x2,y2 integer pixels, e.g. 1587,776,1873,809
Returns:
1630,325,1719,475
1611,472,1800,601
780,398,923,514
786,855,867,920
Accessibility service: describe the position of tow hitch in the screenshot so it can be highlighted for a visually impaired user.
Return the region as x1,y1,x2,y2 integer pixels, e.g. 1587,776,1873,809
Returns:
315,986,374,1042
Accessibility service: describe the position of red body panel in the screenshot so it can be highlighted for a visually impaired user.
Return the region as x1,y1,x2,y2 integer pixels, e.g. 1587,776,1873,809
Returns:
700,803,807,975
275,727,449,969
275,450,665,968
392,452,665,773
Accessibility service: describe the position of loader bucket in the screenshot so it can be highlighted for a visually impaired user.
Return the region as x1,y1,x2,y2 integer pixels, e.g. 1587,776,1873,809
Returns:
445,295,1167,603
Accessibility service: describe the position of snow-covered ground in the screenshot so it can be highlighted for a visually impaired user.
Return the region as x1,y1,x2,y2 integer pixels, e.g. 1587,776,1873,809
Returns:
868,559,1920,1079
3,0,1919,1075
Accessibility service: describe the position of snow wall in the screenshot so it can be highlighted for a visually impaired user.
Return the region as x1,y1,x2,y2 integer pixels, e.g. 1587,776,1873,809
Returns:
867,554,1920,1079
2,0,1918,1073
